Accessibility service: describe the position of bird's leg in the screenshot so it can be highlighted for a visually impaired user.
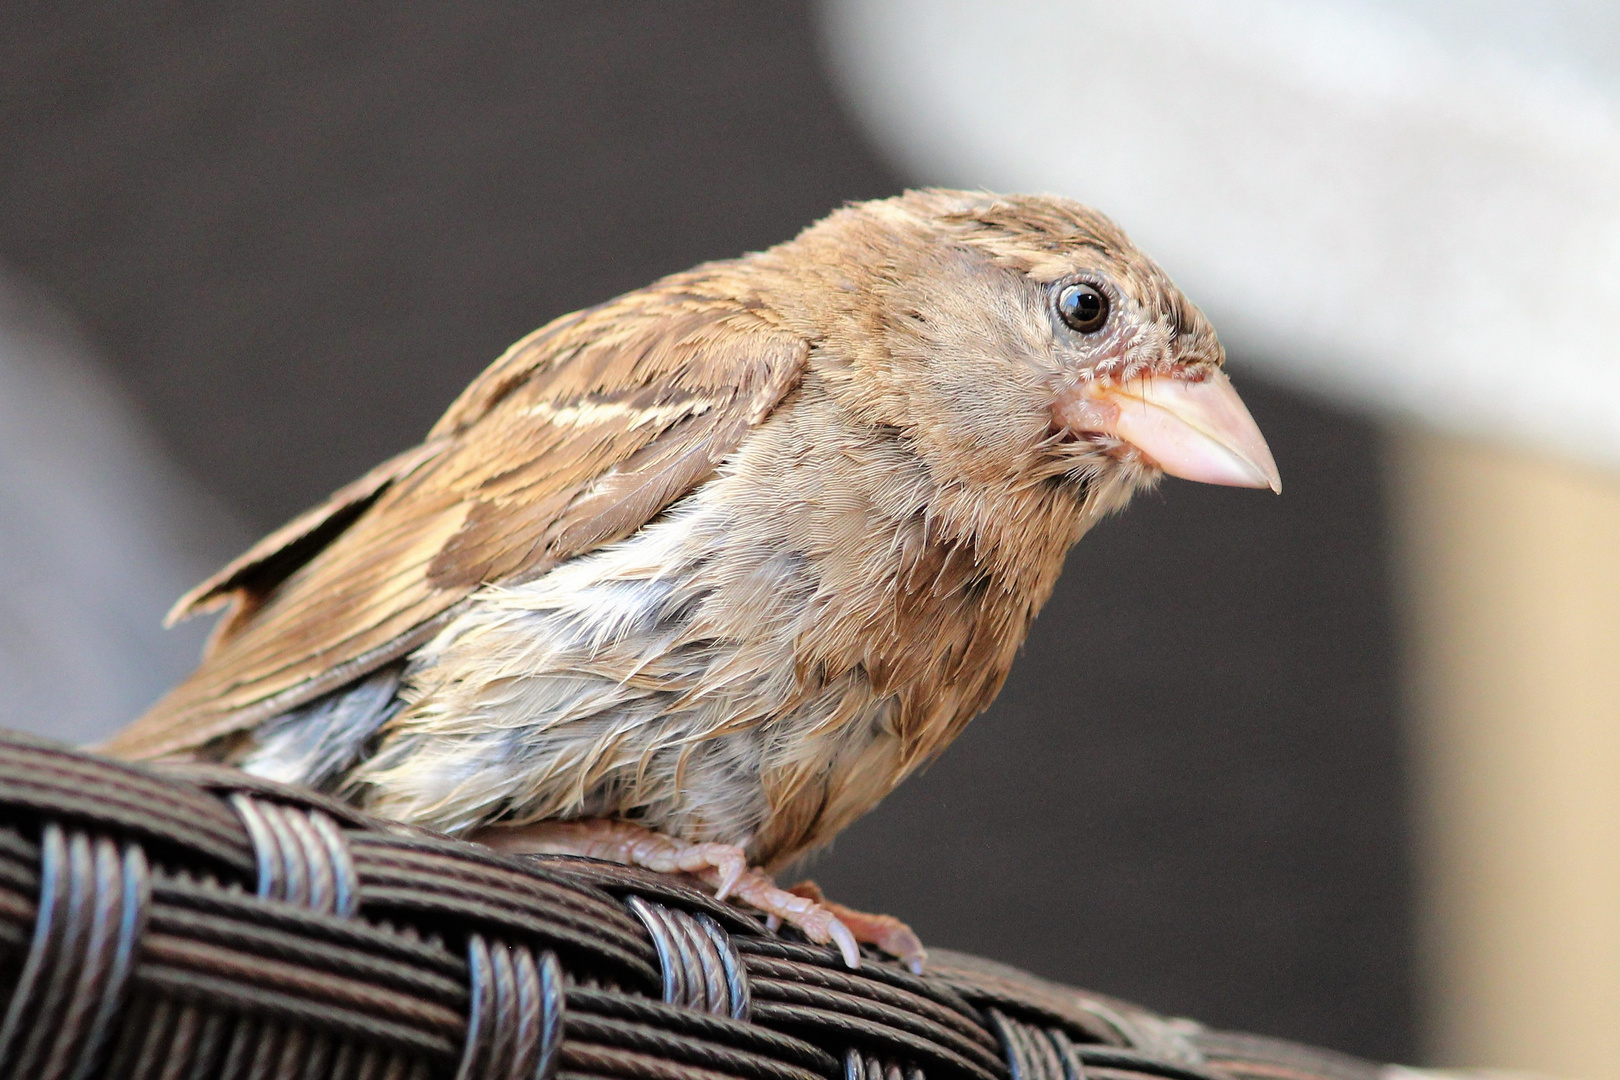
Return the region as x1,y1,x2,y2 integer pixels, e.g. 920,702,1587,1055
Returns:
784,880,926,974
469,819,864,968
475,818,753,897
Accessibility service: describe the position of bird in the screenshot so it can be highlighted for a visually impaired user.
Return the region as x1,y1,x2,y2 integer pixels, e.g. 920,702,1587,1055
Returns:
102,189,1279,971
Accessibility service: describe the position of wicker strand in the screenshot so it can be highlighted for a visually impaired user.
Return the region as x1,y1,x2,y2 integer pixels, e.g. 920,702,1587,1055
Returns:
225,793,379,1074
987,1010,1070,1080
0,820,67,1076
697,913,751,1022
230,795,358,919
628,896,751,1020
69,836,150,1080
457,935,565,1080
846,1047,924,1080
1044,1028,1086,1080
0,824,150,1080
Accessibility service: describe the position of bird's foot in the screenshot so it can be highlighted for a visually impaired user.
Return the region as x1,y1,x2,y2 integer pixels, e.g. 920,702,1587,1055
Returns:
469,819,866,968
784,880,926,974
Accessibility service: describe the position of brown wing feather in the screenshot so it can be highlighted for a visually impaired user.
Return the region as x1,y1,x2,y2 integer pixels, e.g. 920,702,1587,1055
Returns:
104,266,807,760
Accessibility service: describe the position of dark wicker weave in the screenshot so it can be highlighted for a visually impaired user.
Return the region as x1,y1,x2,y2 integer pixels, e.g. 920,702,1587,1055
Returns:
0,728,1389,1080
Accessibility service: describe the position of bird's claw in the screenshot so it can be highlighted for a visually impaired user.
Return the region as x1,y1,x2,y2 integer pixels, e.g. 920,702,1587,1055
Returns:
665,842,747,900
830,919,862,970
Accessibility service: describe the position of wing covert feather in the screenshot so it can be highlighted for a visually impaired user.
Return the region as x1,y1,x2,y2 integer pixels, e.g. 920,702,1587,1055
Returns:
105,272,808,760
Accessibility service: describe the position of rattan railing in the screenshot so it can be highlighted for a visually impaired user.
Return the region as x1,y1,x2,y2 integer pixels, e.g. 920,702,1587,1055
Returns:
0,728,1387,1080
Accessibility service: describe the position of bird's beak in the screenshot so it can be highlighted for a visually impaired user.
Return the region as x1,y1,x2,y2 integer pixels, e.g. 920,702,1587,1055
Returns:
1054,370,1282,493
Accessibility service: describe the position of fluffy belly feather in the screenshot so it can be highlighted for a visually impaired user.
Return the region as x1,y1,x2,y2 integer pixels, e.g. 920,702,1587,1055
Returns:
244,482,901,864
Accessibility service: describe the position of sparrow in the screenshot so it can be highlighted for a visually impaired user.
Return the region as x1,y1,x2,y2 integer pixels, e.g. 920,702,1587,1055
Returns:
102,189,1279,970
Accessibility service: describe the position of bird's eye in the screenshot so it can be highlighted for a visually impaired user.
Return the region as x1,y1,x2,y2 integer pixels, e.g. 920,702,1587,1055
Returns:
1057,283,1109,334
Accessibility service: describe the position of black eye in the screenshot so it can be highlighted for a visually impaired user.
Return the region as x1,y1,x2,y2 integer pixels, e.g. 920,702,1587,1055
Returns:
1057,283,1109,333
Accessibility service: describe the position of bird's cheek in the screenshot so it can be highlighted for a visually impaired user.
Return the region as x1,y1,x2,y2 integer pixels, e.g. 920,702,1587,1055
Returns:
1050,390,1119,436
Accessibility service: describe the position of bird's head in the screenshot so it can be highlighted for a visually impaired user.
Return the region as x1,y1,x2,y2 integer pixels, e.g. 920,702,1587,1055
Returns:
770,189,1280,511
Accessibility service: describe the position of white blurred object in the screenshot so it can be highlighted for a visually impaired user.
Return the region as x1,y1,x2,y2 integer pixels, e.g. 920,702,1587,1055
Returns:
820,8,1620,1077
819,0,1620,468
0,273,241,744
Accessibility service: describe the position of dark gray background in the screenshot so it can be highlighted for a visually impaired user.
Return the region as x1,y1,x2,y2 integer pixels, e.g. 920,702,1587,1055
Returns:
0,2,1413,1060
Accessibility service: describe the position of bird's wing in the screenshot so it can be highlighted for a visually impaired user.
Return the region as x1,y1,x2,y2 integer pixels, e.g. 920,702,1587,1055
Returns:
104,271,808,760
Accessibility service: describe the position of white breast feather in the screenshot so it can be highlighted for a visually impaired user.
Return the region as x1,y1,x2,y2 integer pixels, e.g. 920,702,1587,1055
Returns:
348,484,894,843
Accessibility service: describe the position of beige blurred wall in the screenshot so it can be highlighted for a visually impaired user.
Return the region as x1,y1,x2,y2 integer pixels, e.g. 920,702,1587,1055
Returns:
1392,430,1620,1080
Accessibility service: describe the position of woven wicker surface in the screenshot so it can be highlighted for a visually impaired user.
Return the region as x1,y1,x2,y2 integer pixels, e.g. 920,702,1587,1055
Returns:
0,728,1387,1080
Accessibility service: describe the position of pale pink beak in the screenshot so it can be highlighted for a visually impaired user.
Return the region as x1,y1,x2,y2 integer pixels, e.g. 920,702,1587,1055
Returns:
1054,370,1282,493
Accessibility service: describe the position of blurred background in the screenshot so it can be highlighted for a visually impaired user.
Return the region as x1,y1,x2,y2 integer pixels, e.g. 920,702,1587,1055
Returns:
1,4,1614,1077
